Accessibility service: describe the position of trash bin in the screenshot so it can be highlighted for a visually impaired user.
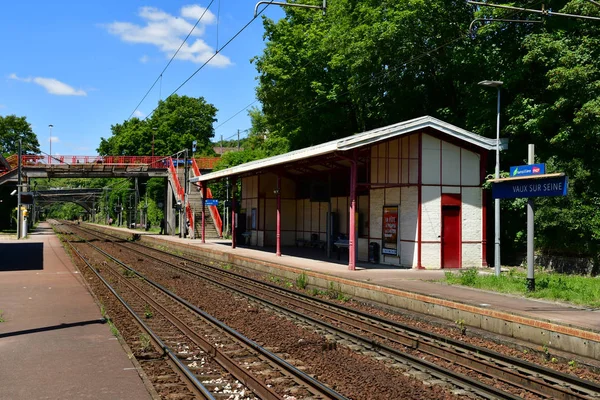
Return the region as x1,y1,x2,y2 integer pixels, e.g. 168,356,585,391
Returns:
369,242,380,263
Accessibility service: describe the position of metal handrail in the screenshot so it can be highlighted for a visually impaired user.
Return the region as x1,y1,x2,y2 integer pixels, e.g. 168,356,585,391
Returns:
167,158,195,235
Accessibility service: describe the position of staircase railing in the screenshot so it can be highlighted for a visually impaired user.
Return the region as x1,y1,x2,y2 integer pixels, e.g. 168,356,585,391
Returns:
0,154,24,176
191,158,223,237
167,157,194,236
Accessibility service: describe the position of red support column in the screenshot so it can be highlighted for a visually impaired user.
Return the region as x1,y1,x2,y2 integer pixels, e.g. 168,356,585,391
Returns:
417,133,423,269
348,150,357,270
201,184,206,244
231,177,237,249
276,174,282,256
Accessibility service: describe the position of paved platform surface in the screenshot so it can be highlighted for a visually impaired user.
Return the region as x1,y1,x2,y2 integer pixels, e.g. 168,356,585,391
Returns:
0,223,152,400
96,223,600,336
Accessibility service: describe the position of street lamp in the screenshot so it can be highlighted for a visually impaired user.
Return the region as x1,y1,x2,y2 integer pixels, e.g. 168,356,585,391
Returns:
478,80,503,277
152,127,157,157
48,124,53,164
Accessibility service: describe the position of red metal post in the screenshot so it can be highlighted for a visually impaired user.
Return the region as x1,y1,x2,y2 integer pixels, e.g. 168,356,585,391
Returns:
348,150,357,270
276,174,281,256
231,177,237,249
201,184,206,244
417,133,423,269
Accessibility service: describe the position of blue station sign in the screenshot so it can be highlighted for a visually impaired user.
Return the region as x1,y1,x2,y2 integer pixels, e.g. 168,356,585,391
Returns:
204,199,219,206
492,175,568,199
509,163,546,177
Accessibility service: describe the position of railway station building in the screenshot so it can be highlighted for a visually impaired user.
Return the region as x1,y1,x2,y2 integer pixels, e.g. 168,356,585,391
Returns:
191,116,507,270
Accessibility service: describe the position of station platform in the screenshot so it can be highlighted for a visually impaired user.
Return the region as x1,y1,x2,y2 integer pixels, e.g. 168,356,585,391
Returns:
0,223,153,400
92,223,600,361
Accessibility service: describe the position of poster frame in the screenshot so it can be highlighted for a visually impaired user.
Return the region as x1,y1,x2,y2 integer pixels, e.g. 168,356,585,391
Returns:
382,205,399,256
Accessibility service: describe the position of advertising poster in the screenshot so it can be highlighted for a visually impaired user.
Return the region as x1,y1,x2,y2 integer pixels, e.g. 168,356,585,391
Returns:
251,208,257,230
382,206,398,255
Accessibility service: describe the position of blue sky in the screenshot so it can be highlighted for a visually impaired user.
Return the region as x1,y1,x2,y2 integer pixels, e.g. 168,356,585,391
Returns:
0,1,284,156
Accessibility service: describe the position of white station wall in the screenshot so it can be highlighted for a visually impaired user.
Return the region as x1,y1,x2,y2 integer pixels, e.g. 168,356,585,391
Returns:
420,134,484,269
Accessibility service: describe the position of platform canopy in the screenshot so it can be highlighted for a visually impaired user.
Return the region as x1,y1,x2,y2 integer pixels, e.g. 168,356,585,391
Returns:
191,115,508,183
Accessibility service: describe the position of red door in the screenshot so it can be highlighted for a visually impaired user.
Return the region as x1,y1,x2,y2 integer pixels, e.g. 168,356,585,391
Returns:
442,206,461,268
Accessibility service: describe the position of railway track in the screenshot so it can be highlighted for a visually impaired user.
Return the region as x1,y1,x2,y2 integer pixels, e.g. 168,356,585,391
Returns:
65,237,216,400
64,222,600,399
56,222,347,400
62,222,600,399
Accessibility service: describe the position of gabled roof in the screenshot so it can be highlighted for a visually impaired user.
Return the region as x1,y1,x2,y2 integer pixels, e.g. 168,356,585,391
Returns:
191,115,508,183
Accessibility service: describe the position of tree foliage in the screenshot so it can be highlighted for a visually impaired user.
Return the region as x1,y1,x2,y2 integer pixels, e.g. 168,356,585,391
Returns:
251,0,600,261
97,94,218,157
35,177,165,227
0,114,40,156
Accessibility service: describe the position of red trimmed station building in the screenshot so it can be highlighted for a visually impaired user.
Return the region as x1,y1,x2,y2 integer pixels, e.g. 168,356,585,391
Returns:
191,116,507,270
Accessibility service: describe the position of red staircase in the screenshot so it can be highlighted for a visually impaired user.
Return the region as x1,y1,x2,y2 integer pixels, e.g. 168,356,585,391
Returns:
166,158,195,236
191,158,223,237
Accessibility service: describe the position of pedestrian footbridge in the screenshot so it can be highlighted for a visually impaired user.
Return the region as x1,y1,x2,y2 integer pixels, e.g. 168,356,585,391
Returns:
0,154,224,238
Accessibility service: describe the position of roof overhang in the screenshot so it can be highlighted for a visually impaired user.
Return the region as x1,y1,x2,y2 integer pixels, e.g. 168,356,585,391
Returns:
191,115,508,183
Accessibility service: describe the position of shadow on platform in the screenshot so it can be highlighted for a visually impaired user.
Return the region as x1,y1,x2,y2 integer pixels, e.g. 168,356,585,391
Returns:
0,319,106,338
0,243,44,271
29,226,55,236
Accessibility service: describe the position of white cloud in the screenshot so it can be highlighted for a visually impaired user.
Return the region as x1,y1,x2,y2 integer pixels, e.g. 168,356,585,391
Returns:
133,109,145,118
105,5,231,67
9,73,87,96
180,5,216,24
50,136,60,143
0,104,5,109
140,55,149,63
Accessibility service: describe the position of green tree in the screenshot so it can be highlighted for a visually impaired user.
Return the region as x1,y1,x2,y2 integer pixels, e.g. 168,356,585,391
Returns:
253,0,475,150
251,0,600,264
97,94,218,156
0,115,40,155
500,1,600,263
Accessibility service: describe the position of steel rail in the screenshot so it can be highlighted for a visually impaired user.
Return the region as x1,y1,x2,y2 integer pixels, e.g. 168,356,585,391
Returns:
64,224,347,400
61,234,215,400
71,222,600,400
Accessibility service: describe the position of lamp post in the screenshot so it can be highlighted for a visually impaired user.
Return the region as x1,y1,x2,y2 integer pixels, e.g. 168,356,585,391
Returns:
479,80,503,277
48,124,53,164
152,127,157,157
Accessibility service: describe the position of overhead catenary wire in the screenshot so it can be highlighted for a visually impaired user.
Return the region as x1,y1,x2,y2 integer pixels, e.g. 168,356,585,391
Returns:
128,0,217,120
143,0,277,121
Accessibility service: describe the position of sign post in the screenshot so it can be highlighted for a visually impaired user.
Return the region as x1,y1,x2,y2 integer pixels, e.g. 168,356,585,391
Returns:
526,145,535,291
490,145,569,292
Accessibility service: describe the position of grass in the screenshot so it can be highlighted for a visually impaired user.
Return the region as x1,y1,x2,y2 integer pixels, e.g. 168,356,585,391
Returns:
122,268,136,278
0,310,4,323
144,305,153,319
139,333,151,351
295,272,308,289
443,268,600,308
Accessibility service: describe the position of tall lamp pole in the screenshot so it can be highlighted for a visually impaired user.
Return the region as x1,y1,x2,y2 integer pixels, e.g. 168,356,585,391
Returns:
48,124,53,164
152,127,157,157
479,80,503,276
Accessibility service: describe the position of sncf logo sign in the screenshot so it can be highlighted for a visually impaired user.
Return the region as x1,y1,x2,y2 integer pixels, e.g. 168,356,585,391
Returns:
509,163,546,178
